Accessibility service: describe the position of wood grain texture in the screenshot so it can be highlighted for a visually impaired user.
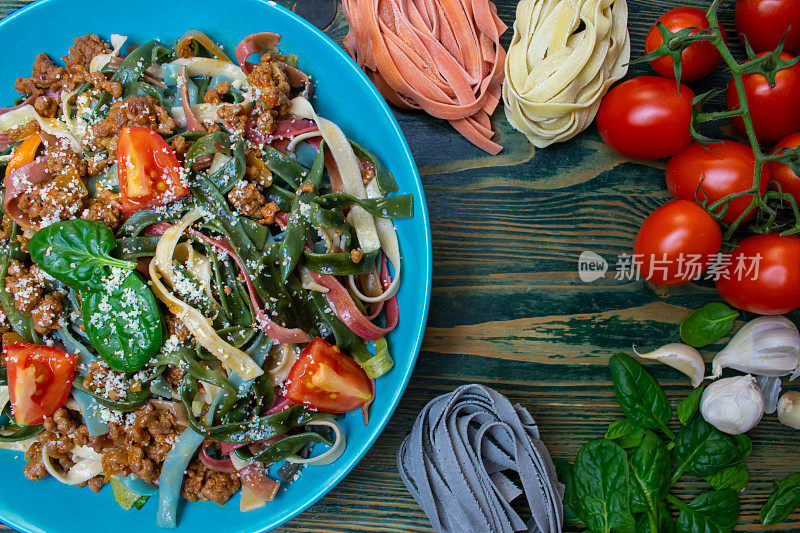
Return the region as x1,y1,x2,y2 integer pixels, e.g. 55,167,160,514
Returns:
1,0,799,531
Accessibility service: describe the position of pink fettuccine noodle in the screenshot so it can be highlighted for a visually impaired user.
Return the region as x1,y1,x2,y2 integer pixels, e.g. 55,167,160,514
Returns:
342,0,507,154
177,65,206,132
236,32,281,74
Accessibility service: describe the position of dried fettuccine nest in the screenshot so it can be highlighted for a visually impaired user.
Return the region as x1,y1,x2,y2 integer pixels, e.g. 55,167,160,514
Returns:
503,0,630,148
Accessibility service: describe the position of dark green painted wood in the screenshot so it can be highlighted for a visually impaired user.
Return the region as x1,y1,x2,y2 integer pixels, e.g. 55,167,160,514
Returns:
0,0,798,531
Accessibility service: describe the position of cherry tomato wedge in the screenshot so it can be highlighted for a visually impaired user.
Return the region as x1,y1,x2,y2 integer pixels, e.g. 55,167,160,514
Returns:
117,126,188,214
666,141,768,224
597,76,695,160
633,200,722,286
4,343,76,426
735,0,800,56
284,338,372,413
716,233,800,314
726,52,800,144
4,133,41,183
767,132,800,202
645,7,724,82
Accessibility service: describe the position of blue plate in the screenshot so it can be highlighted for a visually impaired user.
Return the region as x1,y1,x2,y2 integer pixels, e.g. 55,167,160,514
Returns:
0,1,432,531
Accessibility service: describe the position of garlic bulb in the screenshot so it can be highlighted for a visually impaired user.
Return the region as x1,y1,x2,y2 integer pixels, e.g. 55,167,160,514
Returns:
777,391,800,429
700,375,764,434
634,343,705,388
711,316,800,378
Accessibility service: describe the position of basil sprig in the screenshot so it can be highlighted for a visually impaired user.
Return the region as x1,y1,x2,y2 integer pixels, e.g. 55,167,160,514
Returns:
679,303,739,348
28,220,163,372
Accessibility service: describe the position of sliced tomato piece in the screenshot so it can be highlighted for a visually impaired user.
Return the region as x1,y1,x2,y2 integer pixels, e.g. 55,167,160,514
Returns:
4,133,41,183
284,338,372,413
4,344,76,426
117,126,189,214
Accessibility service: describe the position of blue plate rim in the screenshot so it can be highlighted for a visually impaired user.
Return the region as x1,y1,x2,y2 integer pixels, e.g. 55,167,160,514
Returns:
0,0,433,531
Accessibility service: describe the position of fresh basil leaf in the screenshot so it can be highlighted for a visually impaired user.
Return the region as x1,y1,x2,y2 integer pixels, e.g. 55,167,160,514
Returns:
678,385,707,425
553,458,582,526
605,419,645,449
760,473,800,526
706,463,749,492
679,303,738,348
673,417,747,478
29,220,134,291
610,353,673,437
573,439,635,533
629,431,671,517
82,271,163,372
674,490,739,533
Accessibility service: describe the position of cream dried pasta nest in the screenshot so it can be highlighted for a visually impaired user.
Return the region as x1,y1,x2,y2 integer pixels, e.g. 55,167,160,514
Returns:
503,0,630,148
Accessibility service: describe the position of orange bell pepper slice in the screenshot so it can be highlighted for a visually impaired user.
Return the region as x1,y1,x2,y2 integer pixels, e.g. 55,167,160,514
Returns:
4,133,41,183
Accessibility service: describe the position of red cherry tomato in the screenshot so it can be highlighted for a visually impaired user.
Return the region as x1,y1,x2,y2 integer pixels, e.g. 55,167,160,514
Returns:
597,77,695,160
4,344,76,426
645,7,725,82
117,126,189,214
283,337,372,413
716,233,800,314
767,132,800,202
633,200,722,286
726,52,800,144
735,0,800,56
666,141,769,224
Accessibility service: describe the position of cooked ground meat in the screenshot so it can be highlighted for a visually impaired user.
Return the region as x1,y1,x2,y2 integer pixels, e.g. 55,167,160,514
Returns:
4,260,64,334
83,361,126,401
203,81,231,105
82,187,121,231
228,180,267,218
14,53,67,98
165,313,193,344
163,365,186,389
23,407,105,492
33,95,58,118
0,214,13,241
181,457,240,505
15,35,111,98
30,292,64,335
85,95,177,156
15,174,87,229
217,103,249,135
247,56,292,134
103,402,182,485
45,141,88,180
170,135,194,163
244,149,273,188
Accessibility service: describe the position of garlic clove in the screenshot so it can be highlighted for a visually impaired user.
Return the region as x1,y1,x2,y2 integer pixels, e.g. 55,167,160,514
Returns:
700,375,764,434
711,316,800,379
778,391,800,430
756,375,782,415
634,343,705,388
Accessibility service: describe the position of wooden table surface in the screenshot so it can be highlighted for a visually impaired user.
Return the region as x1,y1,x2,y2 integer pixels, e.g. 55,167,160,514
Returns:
1,0,799,531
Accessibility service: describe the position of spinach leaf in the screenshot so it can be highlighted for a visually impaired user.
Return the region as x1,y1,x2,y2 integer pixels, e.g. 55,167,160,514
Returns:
760,473,800,526
29,220,135,291
609,353,673,438
671,490,739,533
679,303,738,348
82,271,163,372
677,385,706,425
672,417,747,479
573,439,635,533
706,463,749,492
553,458,582,525
605,418,645,449
629,431,671,520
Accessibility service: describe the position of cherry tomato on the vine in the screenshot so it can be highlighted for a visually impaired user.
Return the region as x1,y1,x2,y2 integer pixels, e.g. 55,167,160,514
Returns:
666,141,769,224
767,132,800,203
716,233,800,314
633,200,722,286
645,7,725,82
726,52,800,144
735,0,800,56
597,77,695,160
